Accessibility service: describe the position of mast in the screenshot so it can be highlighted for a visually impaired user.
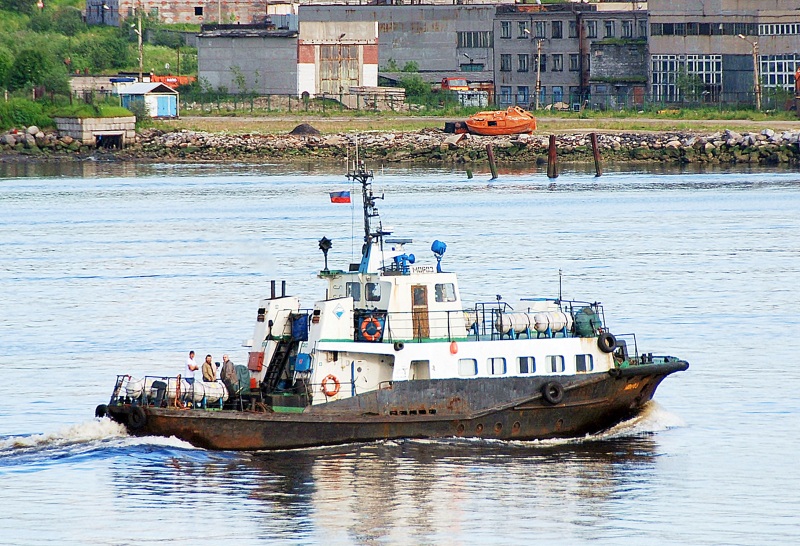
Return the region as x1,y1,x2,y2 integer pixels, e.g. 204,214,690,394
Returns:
346,161,383,264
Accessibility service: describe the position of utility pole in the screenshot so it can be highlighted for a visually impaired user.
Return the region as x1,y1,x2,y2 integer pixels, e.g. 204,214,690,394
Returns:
535,38,542,109
137,7,143,82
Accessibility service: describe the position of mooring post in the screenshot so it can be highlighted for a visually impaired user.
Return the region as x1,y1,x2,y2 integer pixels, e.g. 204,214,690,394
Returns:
547,135,559,179
590,132,602,177
486,143,498,180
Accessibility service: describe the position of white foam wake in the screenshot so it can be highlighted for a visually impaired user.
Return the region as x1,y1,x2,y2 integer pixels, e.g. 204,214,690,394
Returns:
0,418,128,454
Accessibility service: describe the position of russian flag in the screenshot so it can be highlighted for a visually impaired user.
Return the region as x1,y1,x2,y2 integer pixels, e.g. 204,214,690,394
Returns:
329,191,351,203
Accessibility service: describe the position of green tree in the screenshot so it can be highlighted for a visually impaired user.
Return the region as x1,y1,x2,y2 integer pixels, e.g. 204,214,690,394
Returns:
400,74,429,101
7,49,48,90
0,0,34,15
53,7,86,36
401,61,419,73
0,45,12,86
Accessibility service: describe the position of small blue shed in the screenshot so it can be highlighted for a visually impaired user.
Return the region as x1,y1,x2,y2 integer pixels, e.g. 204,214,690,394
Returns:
119,82,179,119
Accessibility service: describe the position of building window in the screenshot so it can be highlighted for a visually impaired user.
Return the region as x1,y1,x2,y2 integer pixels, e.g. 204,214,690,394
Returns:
517,53,529,72
761,54,800,90
638,20,647,38
651,54,722,102
458,31,492,49
547,355,565,373
552,54,563,72
552,20,563,39
569,86,581,103
538,86,546,106
569,53,580,71
517,85,529,104
194,6,203,16
366,282,381,302
500,21,511,39
587,20,597,39
569,20,578,38
518,356,536,374
458,358,478,376
552,86,563,103
346,282,361,301
535,20,546,38
576,354,594,373
461,63,484,72
500,54,512,72
539,53,547,73
488,357,506,375
604,20,615,38
499,86,512,104
622,20,633,38
518,21,529,38
434,283,456,302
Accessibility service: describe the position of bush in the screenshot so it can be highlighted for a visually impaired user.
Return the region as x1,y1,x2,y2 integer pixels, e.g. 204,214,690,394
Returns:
0,45,12,86
0,98,52,130
53,7,86,36
7,49,48,91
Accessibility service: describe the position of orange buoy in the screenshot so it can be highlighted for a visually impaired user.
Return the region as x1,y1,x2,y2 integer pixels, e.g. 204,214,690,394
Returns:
450,341,458,354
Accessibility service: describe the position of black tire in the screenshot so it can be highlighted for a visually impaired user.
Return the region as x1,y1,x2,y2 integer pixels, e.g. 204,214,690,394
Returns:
94,404,107,418
542,381,564,405
127,406,147,429
598,332,617,353
393,341,405,351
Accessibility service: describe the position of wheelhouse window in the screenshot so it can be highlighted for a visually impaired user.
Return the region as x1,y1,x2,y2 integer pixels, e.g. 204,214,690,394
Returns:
346,282,361,301
458,358,478,376
518,356,536,374
366,282,381,302
547,355,565,373
488,357,506,375
576,354,594,373
435,283,457,302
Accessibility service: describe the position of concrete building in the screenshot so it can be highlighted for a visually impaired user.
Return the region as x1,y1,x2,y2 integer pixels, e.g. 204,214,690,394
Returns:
493,2,647,110
197,25,299,94
648,0,800,106
299,4,501,88
86,0,275,26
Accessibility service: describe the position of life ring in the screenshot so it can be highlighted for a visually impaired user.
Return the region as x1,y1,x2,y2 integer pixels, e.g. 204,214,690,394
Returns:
127,405,147,429
598,332,617,353
360,316,382,342
321,374,341,397
542,381,564,405
94,404,107,418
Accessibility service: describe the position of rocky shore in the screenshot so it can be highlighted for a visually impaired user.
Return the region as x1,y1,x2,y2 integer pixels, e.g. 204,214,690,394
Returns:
3,124,800,165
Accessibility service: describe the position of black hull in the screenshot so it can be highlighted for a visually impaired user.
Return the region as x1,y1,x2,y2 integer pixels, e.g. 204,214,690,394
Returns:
104,362,688,451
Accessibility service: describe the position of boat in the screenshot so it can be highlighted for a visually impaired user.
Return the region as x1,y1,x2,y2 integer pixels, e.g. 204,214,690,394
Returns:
97,164,688,451
465,106,537,136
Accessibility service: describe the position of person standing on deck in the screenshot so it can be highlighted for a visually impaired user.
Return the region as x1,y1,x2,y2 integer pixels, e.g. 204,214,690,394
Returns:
185,350,199,384
220,354,235,385
202,354,217,382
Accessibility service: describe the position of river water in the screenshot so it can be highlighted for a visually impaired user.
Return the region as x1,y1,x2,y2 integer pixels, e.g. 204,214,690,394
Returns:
1,159,798,545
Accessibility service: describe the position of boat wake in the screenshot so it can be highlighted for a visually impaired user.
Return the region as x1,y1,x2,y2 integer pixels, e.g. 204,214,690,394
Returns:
0,418,200,472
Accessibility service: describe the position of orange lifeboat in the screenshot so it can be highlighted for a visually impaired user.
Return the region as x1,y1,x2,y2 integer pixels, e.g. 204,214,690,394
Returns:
465,106,537,136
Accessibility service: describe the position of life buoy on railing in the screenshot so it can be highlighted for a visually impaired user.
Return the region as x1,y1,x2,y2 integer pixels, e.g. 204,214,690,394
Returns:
597,332,617,353
360,316,382,342
321,374,341,397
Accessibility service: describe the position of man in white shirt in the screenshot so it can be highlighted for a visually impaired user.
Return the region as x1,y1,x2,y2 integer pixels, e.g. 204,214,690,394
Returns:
185,350,199,384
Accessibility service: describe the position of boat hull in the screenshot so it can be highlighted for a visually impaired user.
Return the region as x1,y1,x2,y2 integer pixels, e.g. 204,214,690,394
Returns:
104,361,687,451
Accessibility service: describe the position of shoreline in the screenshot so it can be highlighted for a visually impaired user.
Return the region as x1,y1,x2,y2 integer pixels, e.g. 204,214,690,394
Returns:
2,126,800,166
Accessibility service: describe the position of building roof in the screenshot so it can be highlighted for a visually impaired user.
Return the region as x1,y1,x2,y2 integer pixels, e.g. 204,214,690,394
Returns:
118,82,178,95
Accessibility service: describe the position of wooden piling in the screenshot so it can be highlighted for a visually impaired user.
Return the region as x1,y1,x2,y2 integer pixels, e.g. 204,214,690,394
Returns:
486,143,498,180
590,132,602,177
547,135,558,179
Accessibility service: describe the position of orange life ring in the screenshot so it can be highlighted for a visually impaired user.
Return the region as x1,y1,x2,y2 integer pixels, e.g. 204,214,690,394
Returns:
321,374,341,397
360,316,382,342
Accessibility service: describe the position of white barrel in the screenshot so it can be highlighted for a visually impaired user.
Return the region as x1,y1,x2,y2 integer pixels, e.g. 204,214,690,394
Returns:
164,378,192,400
125,377,157,398
187,380,229,404
495,312,533,334
533,311,573,333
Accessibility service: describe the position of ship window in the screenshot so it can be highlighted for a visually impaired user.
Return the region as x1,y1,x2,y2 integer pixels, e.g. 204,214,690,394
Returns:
346,282,361,301
458,358,477,376
366,282,381,302
435,283,456,302
488,357,506,375
576,354,594,373
518,356,536,374
547,355,565,372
